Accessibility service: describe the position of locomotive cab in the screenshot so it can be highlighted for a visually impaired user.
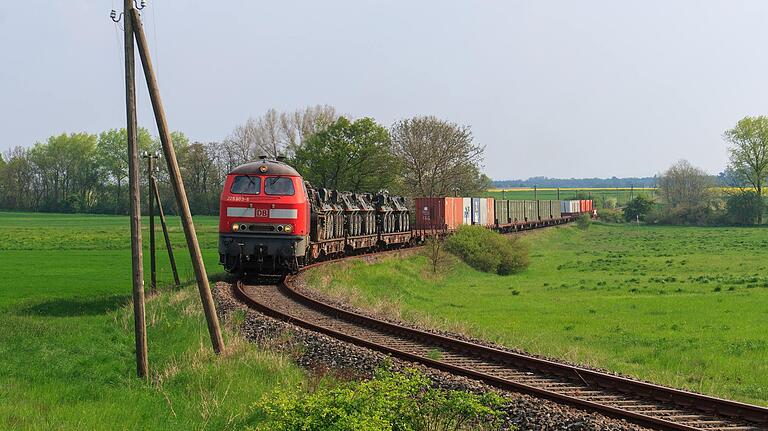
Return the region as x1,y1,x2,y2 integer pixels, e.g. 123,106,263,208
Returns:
218,158,311,273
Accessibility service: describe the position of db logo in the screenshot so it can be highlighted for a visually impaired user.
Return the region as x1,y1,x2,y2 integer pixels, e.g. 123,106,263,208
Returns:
254,209,268,218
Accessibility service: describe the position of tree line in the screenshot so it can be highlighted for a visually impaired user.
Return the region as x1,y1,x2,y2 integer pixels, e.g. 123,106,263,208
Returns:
598,115,768,226
0,105,489,215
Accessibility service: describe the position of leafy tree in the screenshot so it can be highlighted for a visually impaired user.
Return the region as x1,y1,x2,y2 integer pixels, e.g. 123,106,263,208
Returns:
96,128,155,213
391,116,486,197
724,116,768,195
726,191,765,225
291,117,399,191
623,196,654,222
27,133,100,212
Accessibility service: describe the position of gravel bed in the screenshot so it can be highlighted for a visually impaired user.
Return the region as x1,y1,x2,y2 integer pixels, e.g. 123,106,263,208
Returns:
214,281,649,431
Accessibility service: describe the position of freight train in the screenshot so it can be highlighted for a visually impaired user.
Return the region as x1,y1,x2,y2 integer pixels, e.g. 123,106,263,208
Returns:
218,157,592,274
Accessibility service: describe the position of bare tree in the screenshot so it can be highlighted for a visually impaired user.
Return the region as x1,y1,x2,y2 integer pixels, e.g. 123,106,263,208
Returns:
424,236,446,274
221,105,338,165
657,160,713,208
391,116,485,197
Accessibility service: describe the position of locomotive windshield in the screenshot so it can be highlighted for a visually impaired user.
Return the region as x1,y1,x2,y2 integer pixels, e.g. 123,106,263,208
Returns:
231,175,261,194
264,177,295,196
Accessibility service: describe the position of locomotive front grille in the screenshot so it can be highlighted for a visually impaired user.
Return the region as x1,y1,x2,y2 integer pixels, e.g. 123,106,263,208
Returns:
239,223,277,232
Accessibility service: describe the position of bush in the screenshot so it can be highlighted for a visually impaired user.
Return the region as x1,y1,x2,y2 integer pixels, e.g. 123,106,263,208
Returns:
253,369,505,431
445,225,529,275
597,208,624,223
645,203,725,226
623,196,654,222
575,213,591,230
726,191,765,225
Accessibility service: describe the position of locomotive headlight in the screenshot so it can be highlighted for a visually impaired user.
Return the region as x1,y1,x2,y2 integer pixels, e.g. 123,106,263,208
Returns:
231,223,239,232
283,224,293,233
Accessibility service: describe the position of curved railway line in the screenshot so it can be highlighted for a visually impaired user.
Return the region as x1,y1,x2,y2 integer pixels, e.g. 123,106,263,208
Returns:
233,259,768,431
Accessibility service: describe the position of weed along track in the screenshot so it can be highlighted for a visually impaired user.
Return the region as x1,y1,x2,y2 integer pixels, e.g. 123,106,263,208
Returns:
234,267,768,431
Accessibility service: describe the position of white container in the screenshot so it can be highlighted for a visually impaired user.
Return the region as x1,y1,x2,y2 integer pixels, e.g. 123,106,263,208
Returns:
462,198,472,225
471,198,481,225
570,200,580,213
479,198,488,226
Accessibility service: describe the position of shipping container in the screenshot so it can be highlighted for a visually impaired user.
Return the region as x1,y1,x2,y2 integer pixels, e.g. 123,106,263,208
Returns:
524,200,538,221
579,200,586,213
462,198,472,225
560,200,569,214
415,197,445,231
471,198,481,225
478,198,488,225
487,198,495,227
551,200,562,218
538,200,550,221
445,197,464,230
495,199,509,225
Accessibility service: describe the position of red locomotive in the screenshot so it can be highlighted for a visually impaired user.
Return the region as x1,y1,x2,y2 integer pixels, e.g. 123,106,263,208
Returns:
218,157,412,273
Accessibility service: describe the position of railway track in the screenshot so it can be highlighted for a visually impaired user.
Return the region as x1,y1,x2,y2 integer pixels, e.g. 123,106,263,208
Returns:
234,265,768,431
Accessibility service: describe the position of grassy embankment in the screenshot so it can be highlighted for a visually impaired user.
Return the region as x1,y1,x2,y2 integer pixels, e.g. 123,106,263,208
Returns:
304,223,768,405
0,212,312,430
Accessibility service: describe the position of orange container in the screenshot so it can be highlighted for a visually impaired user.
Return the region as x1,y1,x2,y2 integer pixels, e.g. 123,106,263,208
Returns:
445,197,464,230
486,198,495,227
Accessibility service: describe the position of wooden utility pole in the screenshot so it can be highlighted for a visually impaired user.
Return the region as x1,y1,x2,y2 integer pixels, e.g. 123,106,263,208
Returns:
131,9,224,354
123,0,148,378
142,151,160,294
152,176,180,287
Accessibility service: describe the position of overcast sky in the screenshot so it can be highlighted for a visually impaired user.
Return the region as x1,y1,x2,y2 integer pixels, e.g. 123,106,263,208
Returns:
1,1,767,180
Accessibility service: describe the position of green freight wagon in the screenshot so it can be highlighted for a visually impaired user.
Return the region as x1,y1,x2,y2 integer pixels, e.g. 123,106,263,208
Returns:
509,201,523,222
550,200,562,218
537,200,551,221
524,200,538,221
494,199,510,225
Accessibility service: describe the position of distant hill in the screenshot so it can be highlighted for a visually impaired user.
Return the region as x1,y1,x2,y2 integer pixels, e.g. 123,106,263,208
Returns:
492,177,657,188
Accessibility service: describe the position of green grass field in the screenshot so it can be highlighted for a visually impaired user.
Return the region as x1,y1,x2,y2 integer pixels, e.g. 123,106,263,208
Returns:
0,212,312,430
304,223,768,405
484,188,655,206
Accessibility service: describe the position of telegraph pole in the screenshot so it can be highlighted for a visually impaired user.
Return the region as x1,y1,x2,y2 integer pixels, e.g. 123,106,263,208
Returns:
117,0,148,379
152,176,180,286
131,9,224,354
142,151,160,294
